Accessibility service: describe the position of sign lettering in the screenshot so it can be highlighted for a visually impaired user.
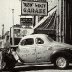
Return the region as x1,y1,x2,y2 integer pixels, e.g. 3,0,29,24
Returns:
21,1,48,15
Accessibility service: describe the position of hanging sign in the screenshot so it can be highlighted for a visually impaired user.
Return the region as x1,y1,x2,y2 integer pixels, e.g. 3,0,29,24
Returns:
21,1,48,16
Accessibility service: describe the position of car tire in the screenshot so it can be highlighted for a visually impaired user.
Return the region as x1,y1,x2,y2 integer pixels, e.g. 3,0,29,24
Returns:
54,56,69,69
1,60,6,70
2,53,17,70
2,61,15,70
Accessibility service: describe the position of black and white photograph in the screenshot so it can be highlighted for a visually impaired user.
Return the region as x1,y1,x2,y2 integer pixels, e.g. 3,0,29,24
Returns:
0,0,72,72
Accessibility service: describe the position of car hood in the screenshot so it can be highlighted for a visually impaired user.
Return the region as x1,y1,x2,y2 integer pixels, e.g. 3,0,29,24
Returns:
50,41,72,50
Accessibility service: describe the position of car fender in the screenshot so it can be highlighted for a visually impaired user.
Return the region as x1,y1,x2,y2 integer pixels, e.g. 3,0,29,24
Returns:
50,49,72,63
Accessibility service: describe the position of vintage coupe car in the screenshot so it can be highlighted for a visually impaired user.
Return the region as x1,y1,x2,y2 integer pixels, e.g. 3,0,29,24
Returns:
1,34,72,69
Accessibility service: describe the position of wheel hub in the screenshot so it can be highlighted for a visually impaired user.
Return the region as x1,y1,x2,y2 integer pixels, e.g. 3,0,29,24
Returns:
56,57,67,68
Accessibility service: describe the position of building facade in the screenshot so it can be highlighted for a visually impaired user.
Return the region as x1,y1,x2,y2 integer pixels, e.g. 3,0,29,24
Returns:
35,0,72,44
56,0,72,44
18,0,72,44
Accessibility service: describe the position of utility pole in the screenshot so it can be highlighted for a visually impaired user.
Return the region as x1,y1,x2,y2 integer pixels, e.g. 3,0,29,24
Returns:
12,9,14,45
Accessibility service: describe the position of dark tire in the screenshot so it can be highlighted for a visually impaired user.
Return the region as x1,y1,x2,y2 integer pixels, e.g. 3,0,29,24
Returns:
1,59,6,70
54,56,69,69
2,53,17,70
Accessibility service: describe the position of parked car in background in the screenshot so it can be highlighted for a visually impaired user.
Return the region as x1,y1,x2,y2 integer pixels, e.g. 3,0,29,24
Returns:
1,34,72,70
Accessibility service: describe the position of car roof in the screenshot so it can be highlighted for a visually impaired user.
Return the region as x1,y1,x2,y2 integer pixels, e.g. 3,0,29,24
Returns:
21,34,48,40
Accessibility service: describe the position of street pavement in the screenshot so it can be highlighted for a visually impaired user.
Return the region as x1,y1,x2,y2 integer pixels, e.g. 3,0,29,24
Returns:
1,64,72,72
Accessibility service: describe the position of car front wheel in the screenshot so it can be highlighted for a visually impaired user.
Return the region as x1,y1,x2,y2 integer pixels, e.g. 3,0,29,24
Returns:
54,57,69,69
2,53,17,70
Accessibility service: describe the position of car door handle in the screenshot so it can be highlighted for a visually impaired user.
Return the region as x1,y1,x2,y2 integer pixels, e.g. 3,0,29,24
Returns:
48,47,52,50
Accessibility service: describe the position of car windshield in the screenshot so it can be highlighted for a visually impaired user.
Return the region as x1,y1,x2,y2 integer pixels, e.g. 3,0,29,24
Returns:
47,36,54,42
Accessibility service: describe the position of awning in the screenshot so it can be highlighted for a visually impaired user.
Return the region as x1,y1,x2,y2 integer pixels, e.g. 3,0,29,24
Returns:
35,11,57,30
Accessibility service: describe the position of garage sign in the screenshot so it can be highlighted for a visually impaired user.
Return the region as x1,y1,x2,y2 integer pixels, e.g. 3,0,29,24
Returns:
21,1,48,16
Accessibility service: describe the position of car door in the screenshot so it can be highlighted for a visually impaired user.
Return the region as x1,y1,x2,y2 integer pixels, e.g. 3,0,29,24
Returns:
18,38,36,63
35,37,52,62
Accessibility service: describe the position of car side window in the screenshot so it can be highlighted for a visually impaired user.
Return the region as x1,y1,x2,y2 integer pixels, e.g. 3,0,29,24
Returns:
21,38,34,46
36,38,44,44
